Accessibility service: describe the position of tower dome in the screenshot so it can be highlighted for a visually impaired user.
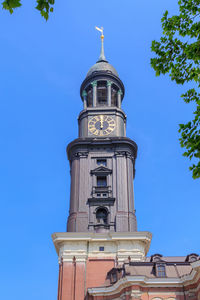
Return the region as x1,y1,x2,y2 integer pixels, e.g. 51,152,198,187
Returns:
86,60,119,78
80,31,124,103
86,29,119,79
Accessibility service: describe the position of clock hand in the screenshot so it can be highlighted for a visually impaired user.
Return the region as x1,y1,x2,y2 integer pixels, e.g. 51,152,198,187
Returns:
100,115,104,129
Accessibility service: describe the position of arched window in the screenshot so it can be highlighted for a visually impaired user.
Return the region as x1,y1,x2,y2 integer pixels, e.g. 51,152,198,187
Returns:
96,207,108,224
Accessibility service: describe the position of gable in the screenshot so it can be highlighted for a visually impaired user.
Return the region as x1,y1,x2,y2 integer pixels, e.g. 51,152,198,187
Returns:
90,166,112,175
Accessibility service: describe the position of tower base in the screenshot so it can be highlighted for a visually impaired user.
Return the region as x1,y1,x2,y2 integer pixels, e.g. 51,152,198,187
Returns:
52,231,152,300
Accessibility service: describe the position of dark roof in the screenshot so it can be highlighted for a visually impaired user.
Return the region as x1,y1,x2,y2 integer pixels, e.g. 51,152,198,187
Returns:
103,256,200,286
86,60,119,78
146,255,199,263
125,263,192,278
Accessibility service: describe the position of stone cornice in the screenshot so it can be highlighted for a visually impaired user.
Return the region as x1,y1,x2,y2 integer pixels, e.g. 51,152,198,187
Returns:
52,231,152,242
67,137,137,161
78,106,126,122
52,231,152,257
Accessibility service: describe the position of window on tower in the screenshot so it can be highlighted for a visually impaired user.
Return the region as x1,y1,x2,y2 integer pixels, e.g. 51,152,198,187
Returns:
86,86,93,107
97,81,107,106
97,159,107,166
97,176,107,187
111,85,118,106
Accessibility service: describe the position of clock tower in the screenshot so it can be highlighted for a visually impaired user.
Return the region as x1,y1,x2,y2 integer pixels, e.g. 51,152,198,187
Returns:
52,32,152,300
67,32,138,233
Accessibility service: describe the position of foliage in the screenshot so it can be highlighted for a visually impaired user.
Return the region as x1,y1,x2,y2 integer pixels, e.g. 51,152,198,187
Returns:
2,0,21,13
151,0,200,179
1,0,55,20
36,0,54,20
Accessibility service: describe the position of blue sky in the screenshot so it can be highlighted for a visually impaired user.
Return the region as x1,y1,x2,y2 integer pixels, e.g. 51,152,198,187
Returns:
0,1,199,299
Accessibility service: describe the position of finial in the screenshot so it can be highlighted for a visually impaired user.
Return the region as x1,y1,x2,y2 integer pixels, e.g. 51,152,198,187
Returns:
95,26,106,62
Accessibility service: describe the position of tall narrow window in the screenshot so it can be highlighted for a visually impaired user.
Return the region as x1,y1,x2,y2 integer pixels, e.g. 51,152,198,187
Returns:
111,272,117,284
111,85,118,106
97,176,107,187
97,81,107,106
86,86,93,107
157,264,166,277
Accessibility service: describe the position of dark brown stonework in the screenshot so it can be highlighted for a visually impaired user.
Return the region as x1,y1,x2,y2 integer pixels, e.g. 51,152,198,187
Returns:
67,137,137,232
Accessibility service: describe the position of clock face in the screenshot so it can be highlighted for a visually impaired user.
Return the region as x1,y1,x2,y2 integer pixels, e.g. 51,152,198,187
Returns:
88,115,116,136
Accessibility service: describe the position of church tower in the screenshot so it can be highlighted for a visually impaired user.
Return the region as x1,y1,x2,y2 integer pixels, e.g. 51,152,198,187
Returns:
52,30,152,300
67,30,137,234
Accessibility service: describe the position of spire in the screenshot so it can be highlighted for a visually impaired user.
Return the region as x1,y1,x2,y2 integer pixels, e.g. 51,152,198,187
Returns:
95,26,107,62
99,34,106,61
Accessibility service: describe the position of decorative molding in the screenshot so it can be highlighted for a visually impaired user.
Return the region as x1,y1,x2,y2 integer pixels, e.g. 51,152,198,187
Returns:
88,197,115,206
126,151,135,160
107,80,112,87
131,290,142,299
52,232,152,261
91,80,97,87
73,151,88,158
82,90,87,97
67,137,138,161
115,151,127,157
90,165,112,175
115,150,135,160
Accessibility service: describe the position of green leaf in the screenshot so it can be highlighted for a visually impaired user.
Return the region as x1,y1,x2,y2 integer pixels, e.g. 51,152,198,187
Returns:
2,0,22,14
36,0,55,21
2,0,55,20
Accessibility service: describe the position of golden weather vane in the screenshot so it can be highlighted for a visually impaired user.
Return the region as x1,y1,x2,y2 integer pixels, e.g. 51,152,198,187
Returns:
95,26,104,38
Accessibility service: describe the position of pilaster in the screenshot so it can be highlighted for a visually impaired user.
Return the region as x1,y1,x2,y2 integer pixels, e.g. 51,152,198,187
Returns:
107,80,112,106
91,81,97,107
82,90,87,109
117,89,122,108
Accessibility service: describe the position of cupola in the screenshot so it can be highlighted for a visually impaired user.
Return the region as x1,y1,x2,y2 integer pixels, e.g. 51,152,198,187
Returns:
80,28,125,109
